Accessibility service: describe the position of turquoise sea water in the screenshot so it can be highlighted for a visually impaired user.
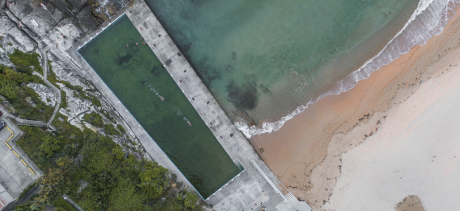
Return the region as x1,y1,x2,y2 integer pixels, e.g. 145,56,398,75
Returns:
78,16,242,199
145,0,419,125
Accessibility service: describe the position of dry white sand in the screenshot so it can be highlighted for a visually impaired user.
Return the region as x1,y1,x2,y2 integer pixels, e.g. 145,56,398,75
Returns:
250,6,460,210
322,39,460,211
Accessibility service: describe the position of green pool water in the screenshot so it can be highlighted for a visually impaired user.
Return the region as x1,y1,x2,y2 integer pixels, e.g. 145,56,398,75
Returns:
78,15,242,199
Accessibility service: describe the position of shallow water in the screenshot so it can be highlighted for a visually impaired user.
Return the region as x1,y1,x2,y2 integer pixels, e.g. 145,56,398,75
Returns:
145,0,418,124
78,15,242,199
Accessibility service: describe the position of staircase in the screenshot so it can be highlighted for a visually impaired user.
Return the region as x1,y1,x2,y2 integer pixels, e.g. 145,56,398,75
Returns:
5,114,47,127
243,193,269,211
285,192,296,202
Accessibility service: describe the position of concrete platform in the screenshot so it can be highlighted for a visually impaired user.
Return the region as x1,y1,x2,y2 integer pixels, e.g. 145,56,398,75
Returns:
66,0,312,210
0,107,43,200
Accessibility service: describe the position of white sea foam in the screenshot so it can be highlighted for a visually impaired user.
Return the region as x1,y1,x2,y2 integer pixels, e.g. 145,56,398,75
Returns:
236,0,460,138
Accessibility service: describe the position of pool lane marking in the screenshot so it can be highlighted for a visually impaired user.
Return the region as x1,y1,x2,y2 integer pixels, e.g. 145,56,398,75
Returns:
4,126,35,175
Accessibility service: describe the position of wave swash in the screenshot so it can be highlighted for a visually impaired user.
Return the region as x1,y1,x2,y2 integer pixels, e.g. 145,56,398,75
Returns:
236,0,460,139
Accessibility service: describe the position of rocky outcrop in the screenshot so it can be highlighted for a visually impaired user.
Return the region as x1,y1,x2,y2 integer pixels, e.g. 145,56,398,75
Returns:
106,3,117,16
92,9,108,22
0,16,37,52
76,5,99,30
42,18,84,53
6,0,37,20
27,83,57,107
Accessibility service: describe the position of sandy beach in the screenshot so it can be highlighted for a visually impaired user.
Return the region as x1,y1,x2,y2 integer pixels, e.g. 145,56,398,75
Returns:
250,6,460,210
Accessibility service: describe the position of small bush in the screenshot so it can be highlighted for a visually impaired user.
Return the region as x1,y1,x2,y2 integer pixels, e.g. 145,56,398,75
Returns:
52,197,77,211
83,112,104,128
17,183,36,200
104,124,120,136
116,124,125,134
74,91,101,107
8,49,42,73
60,91,67,109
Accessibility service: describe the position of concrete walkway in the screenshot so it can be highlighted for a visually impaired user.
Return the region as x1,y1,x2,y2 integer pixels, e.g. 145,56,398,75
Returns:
0,107,43,200
5,114,47,128
123,1,311,210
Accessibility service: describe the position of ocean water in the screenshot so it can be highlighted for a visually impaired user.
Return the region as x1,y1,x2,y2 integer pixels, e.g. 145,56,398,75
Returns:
78,15,242,199
146,0,460,138
145,0,417,126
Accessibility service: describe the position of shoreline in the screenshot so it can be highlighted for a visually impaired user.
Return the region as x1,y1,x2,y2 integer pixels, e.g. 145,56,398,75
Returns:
237,0,459,138
250,5,460,210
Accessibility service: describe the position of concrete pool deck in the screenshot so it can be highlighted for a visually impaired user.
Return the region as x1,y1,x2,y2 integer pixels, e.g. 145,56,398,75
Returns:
66,0,311,210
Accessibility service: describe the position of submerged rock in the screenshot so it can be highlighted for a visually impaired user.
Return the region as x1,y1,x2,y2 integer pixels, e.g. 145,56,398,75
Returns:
227,80,258,110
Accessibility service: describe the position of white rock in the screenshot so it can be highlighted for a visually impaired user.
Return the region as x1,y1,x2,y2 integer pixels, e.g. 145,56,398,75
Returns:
27,82,56,107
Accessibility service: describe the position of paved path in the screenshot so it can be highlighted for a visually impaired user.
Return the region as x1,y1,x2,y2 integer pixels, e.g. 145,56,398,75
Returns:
39,46,61,127
0,107,43,199
4,114,47,127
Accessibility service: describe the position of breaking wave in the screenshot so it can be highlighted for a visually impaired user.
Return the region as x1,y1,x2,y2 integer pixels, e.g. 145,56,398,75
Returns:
236,0,460,138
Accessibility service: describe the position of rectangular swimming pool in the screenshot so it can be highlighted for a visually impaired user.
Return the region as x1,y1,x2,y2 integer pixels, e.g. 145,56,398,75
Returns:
78,15,242,199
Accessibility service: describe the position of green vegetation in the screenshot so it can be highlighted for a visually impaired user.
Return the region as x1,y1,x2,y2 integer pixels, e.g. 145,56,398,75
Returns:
61,81,83,93
101,110,115,123
0,65,53,122
117,124,125,134
60,90,67,109
74,90,102,107
104,123,120,136
39,135,62,158
52,197,77,211
17,183,36,200
17,116,203,210
8,49,42,73
83,112,104,127
10,51,203,210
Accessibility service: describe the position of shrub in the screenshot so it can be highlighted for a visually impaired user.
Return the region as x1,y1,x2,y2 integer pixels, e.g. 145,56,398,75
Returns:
52,197,76,211
83,112,104,127
8,49,42,73
60,90,67,109
38,135,61,158
116,124,125,134
17,182,36,200
104,124,120,136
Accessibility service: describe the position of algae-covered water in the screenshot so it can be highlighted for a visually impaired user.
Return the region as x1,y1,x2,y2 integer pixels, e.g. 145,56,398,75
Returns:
145,0,419,126
78,15,242,199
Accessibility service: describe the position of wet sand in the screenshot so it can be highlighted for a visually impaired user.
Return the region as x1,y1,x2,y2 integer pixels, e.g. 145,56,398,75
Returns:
250,7,460,210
